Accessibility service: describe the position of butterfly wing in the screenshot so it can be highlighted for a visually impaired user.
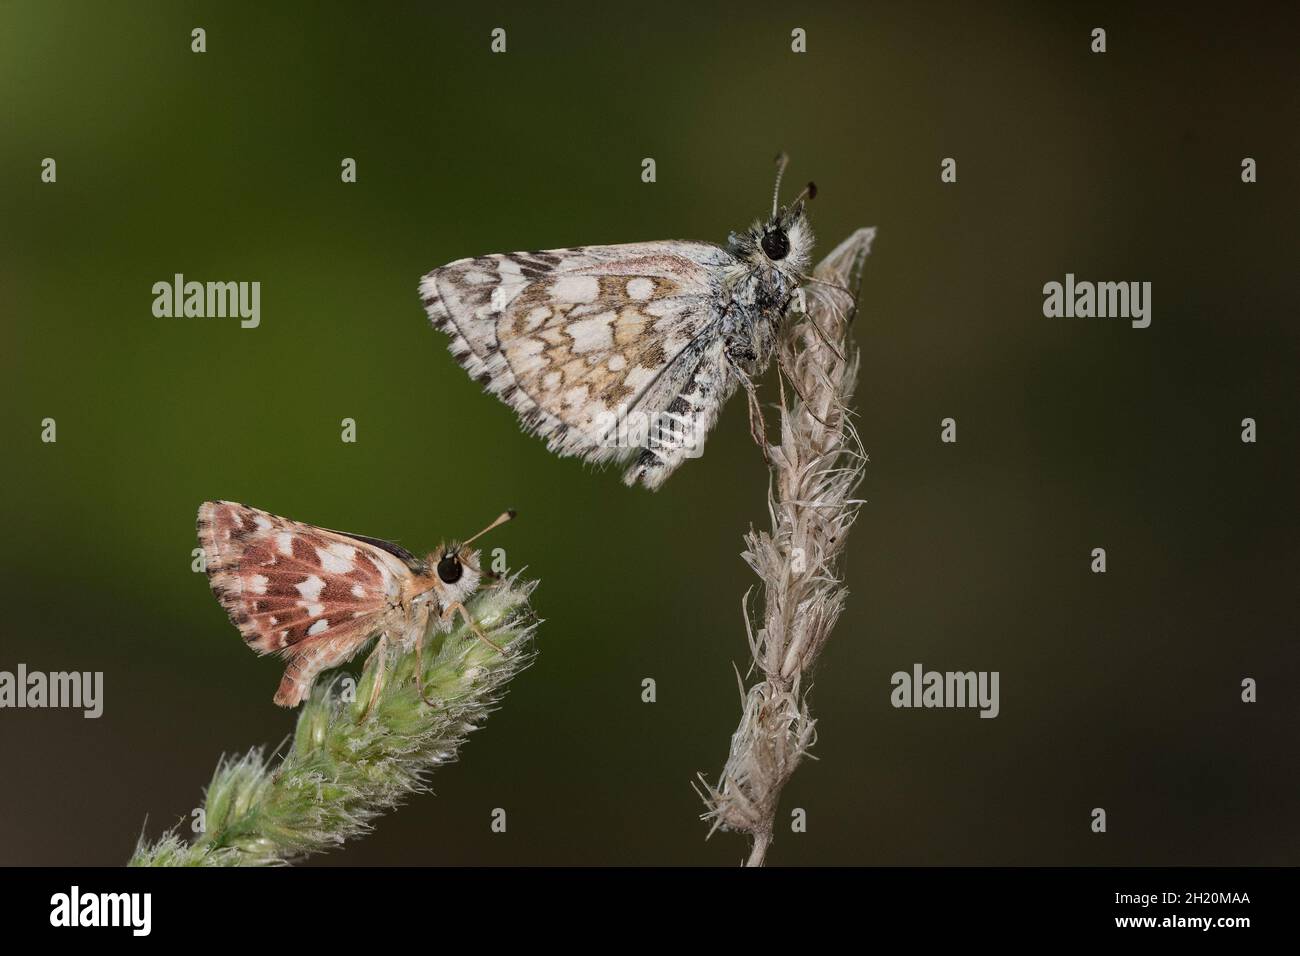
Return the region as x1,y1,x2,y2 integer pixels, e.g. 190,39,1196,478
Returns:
197,501,418,706
421,242,735,476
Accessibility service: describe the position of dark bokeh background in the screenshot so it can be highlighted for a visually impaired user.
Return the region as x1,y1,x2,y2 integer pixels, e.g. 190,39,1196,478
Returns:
1,2,1296,865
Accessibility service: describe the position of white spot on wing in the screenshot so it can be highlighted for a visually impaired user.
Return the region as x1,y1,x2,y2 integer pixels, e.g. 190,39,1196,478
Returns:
626,278,654,300
562,384,590,409
296,575,325,602
552,275,598,303
567,314,615,353
308,619,329,636
318,544,355,574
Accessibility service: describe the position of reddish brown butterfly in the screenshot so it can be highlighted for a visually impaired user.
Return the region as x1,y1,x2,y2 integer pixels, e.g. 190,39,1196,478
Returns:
196,501,514,708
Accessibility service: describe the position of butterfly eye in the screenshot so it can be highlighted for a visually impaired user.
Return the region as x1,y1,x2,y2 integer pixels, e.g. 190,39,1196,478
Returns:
761,228,790,261
436,553,463,584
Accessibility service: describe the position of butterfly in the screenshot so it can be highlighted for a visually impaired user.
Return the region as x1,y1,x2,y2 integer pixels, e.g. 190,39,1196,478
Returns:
420,155,821,490
196,501,514,709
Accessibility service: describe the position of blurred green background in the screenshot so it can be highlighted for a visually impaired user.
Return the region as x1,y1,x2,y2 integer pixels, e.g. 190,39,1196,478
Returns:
1,1,1297,865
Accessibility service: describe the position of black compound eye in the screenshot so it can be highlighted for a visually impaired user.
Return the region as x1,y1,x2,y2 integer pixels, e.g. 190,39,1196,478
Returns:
436,553,463,584
761,228,790,261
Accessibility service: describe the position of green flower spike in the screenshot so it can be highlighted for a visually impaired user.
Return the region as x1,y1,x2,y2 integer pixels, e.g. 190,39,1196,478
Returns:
130,574,539,866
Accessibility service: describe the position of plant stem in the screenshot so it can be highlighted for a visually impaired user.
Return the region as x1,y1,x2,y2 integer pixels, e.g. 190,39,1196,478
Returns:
698,228,877,865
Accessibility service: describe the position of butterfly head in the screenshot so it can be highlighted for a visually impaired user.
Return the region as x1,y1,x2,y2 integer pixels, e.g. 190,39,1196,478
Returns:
730,154,815,278
423,510,515,607
426,544,483,607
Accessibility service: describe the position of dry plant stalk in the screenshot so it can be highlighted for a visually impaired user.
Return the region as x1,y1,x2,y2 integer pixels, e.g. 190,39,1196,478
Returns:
698,228,876,866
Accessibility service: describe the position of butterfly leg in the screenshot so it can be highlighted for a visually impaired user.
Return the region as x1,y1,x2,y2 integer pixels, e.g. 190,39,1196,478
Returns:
412,633,442,709
745,382,770,457
729,362,771,460
776,350,833,428
441,601,506,655
360,632,389,720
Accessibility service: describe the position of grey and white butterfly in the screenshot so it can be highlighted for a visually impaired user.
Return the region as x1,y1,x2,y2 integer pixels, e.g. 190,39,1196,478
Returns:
419,156,817,490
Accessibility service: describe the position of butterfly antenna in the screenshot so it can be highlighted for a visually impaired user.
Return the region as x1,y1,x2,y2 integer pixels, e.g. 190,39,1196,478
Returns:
456,509,516,554
772,151,790,217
